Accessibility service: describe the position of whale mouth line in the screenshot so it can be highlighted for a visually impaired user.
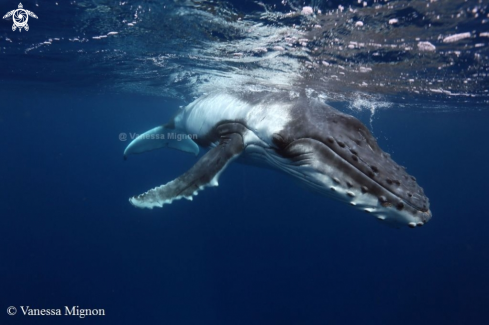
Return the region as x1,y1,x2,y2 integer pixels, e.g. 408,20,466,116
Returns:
293,137,426,213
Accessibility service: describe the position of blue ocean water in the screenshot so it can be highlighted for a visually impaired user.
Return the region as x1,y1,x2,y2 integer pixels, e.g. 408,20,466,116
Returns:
1,1,489,324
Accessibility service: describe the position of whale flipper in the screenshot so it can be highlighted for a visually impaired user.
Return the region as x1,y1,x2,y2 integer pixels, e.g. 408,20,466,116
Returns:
123,125,199,159
129,133,244,209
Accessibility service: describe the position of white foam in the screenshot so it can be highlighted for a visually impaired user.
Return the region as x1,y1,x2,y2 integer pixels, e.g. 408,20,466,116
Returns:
301,6,313,16
417,41,436,52
443,32,471,43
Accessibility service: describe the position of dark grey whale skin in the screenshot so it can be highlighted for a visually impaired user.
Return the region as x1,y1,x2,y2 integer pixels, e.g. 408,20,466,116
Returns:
194,93,429,224
277,97,429,218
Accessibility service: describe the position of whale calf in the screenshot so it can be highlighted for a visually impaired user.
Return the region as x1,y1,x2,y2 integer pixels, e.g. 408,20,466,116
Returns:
124,91,431,228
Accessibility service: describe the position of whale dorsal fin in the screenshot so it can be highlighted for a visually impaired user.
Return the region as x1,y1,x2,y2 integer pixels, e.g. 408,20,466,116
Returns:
129,132,244,209
123,125,199,159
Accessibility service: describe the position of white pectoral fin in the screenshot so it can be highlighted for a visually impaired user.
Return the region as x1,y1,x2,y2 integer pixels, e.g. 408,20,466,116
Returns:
129,133,244,209
123,125,199,159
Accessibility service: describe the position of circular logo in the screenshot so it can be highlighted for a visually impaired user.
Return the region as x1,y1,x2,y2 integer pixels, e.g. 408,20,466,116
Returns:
13,10,28,28
7,306,17,316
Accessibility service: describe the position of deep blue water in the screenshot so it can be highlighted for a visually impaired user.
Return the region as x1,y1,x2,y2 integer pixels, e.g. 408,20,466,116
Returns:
2,1,489,324
2,89,489,325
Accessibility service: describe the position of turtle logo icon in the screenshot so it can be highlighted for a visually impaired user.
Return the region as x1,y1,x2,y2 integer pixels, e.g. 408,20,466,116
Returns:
3,3,38,32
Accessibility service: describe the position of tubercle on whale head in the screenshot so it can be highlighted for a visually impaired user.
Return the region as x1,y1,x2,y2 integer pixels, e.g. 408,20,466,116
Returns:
273,98,432,228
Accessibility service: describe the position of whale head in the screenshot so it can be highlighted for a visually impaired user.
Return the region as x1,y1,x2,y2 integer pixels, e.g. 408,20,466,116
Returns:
271,98,431,228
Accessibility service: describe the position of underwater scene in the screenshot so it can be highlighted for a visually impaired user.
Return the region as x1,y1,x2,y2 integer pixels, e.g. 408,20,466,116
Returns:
1,0,489,324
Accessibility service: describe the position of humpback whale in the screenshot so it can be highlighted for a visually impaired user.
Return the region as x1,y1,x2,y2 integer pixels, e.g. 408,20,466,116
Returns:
124,92,431,228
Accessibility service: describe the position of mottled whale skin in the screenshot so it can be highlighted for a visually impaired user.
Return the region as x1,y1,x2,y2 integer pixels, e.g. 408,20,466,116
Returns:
124,91,432,229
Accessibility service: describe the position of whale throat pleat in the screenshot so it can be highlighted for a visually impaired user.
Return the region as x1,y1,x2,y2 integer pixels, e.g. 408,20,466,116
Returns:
129,133,244,209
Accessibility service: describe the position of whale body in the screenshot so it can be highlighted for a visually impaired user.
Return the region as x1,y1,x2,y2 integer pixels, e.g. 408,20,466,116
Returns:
124,91,432,229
